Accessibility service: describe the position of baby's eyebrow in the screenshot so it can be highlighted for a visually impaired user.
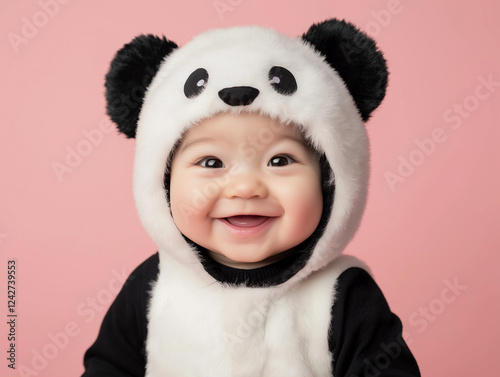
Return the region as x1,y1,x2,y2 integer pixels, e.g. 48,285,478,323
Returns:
283,134,306,145
179,137,216,153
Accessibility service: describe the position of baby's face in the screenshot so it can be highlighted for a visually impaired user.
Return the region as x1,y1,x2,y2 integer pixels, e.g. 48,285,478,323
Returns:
169,112,323,264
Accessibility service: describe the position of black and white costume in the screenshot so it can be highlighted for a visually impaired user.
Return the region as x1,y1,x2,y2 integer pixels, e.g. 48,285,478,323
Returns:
82,19,420,376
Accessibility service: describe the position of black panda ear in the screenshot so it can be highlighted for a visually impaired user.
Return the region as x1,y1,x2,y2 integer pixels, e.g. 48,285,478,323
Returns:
105,35,178,138
302,19,388,121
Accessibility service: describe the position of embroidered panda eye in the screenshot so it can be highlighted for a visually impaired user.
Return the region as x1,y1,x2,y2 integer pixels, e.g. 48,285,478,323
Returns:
269,66,297,95
184,68,209,98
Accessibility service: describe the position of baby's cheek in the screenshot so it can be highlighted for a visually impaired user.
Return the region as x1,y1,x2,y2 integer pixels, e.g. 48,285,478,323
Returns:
301,196,323,225
171,187,199,229
285,194,323,241
294,176,322,211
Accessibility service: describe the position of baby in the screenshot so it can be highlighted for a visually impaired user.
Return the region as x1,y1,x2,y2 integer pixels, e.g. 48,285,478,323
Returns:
82,19,420,376
170,112,323,270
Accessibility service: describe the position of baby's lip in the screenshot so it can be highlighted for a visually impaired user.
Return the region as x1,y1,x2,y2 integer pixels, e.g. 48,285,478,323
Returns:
223,215,271,228
210,200,283,220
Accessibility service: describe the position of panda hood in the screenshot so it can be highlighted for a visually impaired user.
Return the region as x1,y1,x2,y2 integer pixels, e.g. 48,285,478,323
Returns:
105,19,388,288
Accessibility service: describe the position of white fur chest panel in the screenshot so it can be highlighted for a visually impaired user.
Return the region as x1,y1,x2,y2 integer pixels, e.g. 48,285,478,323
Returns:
145,253,364,377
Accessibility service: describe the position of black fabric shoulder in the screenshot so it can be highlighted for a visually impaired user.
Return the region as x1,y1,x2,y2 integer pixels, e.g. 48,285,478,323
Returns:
82,253,159,377
330,267,420,377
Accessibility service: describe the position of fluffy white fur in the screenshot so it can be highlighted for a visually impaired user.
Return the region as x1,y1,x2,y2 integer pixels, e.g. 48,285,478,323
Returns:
132,25,371,375
134,25,369,277
146,254,367,376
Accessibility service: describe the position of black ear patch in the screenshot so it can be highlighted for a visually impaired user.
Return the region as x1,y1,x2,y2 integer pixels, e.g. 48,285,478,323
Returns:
269,66,297,95
302,19,388,121
184,68,209,98
105,35,178,138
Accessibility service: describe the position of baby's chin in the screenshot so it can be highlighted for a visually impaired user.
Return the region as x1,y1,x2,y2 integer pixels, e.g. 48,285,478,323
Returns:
207,248,295,270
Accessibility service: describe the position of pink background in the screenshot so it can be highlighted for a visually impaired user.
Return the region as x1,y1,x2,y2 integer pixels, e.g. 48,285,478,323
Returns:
1,0,499,376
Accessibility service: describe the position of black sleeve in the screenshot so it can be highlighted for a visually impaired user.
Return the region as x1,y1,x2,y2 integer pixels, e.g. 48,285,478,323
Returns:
81,253,159,377
330,267,420,377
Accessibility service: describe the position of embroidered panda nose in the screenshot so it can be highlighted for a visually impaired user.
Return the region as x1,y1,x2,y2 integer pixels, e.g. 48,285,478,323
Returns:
218,86,260,106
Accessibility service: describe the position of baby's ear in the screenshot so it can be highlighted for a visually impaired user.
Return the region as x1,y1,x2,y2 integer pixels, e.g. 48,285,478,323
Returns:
302,19,388,121
105,35,178,138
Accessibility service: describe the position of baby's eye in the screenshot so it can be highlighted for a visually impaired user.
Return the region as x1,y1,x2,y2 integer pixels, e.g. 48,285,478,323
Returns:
197,157,224,168
268,154,296,167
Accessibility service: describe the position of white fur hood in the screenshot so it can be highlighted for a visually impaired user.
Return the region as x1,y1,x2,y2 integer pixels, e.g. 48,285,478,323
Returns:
104,19,388,288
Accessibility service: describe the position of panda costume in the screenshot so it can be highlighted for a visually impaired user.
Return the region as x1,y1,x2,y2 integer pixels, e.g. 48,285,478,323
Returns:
82,19,420,376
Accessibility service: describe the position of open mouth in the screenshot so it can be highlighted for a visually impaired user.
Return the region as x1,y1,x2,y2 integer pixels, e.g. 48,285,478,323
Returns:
224,215,270,228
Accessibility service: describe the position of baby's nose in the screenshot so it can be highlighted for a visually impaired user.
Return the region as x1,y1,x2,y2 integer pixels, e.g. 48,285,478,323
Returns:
223,172,268,199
